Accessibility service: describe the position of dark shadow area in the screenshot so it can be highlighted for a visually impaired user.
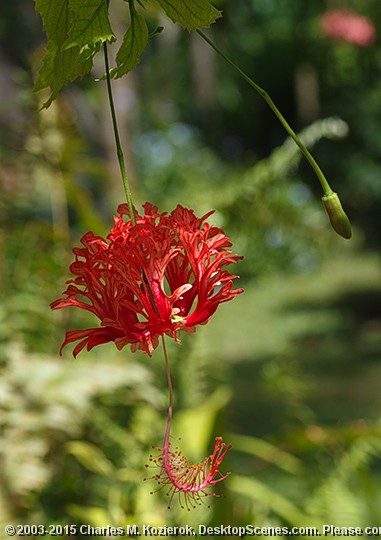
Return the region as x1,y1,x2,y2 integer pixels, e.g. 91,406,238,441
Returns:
229,282,381,436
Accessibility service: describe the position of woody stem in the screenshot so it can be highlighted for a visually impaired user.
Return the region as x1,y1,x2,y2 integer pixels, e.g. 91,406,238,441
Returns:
103,41,136,224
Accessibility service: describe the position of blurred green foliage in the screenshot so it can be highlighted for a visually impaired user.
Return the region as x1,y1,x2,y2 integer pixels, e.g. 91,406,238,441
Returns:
0,0,381,535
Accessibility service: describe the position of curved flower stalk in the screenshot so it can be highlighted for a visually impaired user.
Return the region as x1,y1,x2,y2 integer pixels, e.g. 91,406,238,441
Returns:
51,202,243,357
196,30,352,239
145,338,232,510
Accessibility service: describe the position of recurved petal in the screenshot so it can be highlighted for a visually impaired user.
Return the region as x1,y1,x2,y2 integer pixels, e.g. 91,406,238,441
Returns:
59,328,117,357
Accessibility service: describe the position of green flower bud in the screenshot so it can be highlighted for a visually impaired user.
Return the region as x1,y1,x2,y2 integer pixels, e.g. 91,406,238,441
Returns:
322,193,352,239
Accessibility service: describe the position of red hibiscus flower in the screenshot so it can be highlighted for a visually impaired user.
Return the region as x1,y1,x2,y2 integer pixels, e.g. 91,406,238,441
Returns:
51,203,243,357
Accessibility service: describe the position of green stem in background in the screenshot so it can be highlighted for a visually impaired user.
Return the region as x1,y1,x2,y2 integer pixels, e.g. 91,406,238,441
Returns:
103,41,136,225
197,30,352,239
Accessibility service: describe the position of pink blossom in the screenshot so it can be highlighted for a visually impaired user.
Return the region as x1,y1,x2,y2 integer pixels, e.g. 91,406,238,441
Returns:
320,9,376,47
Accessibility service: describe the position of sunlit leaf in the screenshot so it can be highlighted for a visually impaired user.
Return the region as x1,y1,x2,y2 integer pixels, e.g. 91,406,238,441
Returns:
111,11,148,79
156,0,222,30
34,0,115,107
229,475,319,527
34,41,95,108
172,386,231,459
35,0,71,45
66,441,114,475
67,504,111,527
63,0,115,50
229,433,304,474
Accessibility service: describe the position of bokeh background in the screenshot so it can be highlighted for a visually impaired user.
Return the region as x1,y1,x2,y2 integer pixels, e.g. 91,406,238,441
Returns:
1,0,381,535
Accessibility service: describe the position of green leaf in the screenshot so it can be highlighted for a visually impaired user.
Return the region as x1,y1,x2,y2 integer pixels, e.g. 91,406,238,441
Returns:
155,0,222,31
229,433,304,475
35,0,71,46
172,386,231,460
34,0,115,107
34,40,96,108
66,441,114,475
63,0,115,50
67,504,111,528
111,11,148,79
229,475,320,527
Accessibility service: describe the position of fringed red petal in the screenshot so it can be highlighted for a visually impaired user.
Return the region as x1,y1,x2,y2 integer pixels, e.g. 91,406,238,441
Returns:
51,203,243,357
